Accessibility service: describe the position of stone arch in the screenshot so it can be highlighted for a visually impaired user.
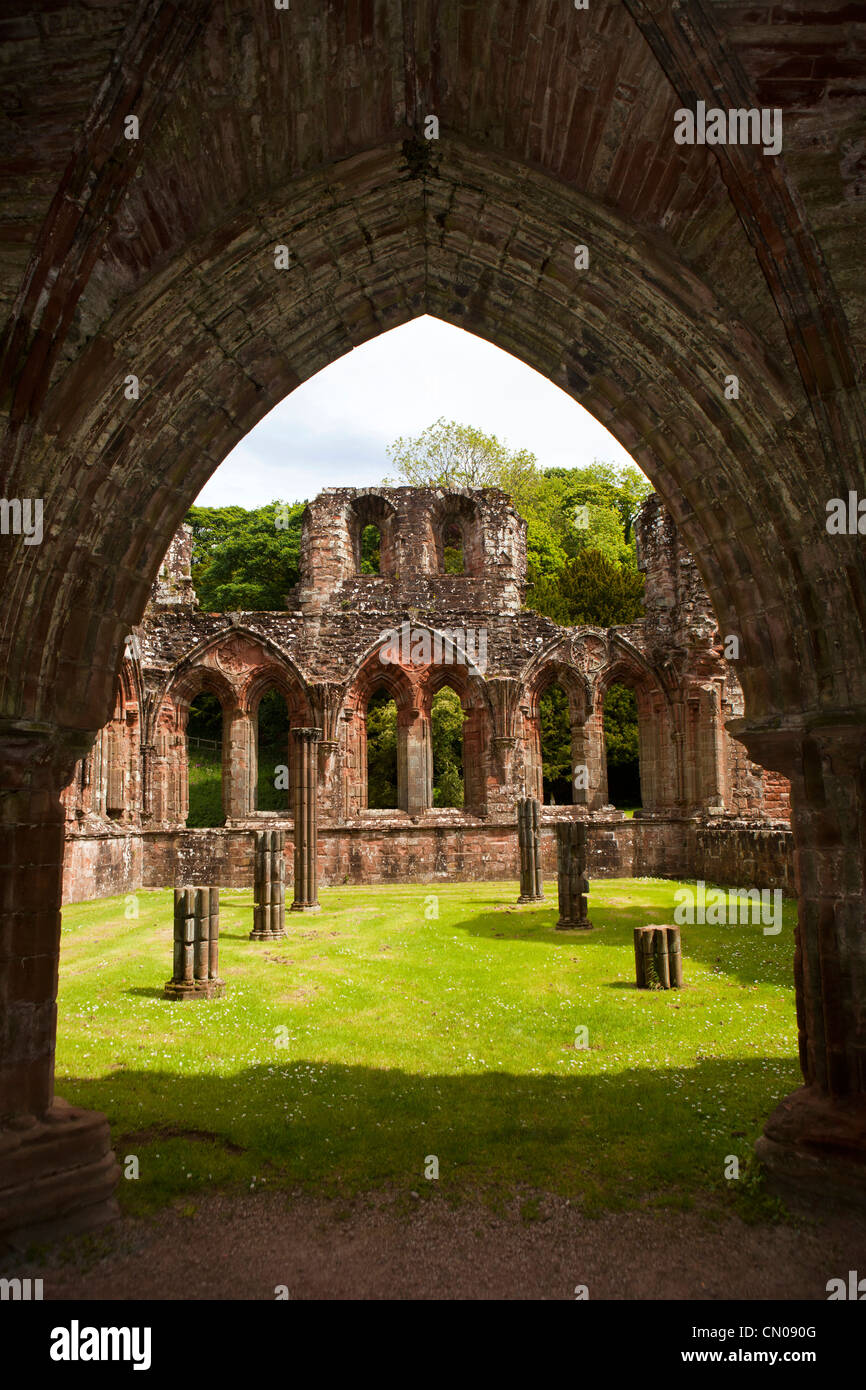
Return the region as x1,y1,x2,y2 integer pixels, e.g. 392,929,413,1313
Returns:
522,655,593,807
5,142,834,742
241,664,311,816
347,491,398,577
344,648,420,817
431,492,485,577
3,0,866,1232
156,664,235,828
593,644,674,815
427,657,494,814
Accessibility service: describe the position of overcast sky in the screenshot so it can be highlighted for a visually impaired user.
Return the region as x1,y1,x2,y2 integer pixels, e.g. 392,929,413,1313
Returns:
194,315,643,508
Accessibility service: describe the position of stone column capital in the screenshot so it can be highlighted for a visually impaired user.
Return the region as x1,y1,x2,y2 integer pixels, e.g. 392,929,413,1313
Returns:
726,717,866,778
292,726,323,744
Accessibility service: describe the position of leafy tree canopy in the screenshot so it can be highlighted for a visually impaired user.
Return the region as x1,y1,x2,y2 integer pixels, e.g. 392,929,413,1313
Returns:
185,501,305,611
384,417,539,499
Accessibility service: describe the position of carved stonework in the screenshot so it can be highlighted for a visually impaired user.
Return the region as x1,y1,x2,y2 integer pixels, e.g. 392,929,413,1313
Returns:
214,637,265,676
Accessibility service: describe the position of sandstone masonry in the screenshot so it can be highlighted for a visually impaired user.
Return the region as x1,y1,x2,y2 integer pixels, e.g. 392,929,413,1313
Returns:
61,487,792,901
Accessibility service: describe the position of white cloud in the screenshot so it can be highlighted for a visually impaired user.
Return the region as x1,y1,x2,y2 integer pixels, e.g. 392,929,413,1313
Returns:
194,316,643,507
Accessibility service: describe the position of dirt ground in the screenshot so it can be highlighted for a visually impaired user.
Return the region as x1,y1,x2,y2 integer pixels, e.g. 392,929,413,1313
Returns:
15,1190,866,1300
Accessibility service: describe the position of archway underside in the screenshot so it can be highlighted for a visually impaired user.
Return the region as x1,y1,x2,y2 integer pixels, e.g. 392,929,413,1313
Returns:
1,0,866,1243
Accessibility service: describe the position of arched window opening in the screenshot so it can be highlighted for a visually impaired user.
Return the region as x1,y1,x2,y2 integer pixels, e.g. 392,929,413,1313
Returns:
432,686,464,807
256,687,290,812
360,524,381,574
539,683,572,804
366,688,398,809
442,521,465,574
186,691,224,827
604,682,641,815
435,495,483,575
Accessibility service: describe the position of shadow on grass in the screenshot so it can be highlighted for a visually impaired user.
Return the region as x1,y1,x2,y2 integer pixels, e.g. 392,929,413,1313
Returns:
448,904,796,990
57,1054,796,1220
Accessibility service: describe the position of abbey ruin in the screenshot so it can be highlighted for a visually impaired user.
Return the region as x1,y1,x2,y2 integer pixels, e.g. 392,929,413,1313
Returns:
61,487,792,903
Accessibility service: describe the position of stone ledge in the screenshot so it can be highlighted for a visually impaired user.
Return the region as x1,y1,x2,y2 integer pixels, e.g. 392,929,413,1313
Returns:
0,1099,120,1252
756,1087,866,1214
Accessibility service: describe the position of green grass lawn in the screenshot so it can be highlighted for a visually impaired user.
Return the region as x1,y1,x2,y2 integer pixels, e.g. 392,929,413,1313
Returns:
187,745,289,825
57,879,799,1219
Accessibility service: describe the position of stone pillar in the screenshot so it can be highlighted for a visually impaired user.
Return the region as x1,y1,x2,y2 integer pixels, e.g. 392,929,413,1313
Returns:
291,727,321,912
734,723,866,1206
556,821,592,930
400,707,432,815
251,829,286,940
225,707,254,820
516,797,545,902
703,682,728,812
571,723,591,807
165,887,224,999
0,727,120,1246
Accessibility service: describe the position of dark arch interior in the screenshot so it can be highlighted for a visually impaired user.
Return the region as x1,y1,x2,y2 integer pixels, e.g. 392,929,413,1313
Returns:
604,682,642,813
539,683,572,806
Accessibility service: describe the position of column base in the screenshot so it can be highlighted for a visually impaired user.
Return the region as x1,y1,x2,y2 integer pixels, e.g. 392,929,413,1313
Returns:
0,1099,120,1253
755,1086,866,1213
249,928,288,941
556,918,593,931
517,894,545,904
290,903,321,913
163,978,225,1000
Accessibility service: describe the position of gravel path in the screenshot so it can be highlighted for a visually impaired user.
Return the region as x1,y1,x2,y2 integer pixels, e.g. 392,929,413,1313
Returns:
19,1191,866,1300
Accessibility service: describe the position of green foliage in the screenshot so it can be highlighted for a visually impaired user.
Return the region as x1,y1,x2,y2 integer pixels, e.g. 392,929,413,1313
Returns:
366,690,398,809
604,684,639,767
186,694,225,828
432,686,464,807
257,689,290,812
366,686,466,807
257,688,289,748
360,524,381,574
186,501,305,611
539,685,572,803
385,416,539,496
527,549,646,627
187,691,223,742
187,750,224,828
605,683,641,809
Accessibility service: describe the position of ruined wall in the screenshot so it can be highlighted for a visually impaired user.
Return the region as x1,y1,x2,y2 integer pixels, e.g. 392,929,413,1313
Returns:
61,813,793,905
61,487,792,903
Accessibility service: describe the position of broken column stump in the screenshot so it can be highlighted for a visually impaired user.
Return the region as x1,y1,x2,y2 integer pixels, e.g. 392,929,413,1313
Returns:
634,924,683,989
250,828,286,940
517,797,545,902
165,887,225,999
556,820,592,930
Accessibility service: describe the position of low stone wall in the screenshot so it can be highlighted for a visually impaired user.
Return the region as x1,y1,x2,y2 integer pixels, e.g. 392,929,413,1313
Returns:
62,831,142,905
62,814,794,903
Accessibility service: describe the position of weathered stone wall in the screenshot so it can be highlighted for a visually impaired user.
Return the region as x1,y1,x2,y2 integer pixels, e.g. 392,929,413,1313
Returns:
61,487,793,903
62,813,794,904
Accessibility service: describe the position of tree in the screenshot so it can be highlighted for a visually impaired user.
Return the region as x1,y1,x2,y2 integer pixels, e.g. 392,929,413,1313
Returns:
431,686,464,806
526,549,646,627
186,501,305,610
604,683,641,808
539,685,572,803
366,690,398,808
385,417,540,498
